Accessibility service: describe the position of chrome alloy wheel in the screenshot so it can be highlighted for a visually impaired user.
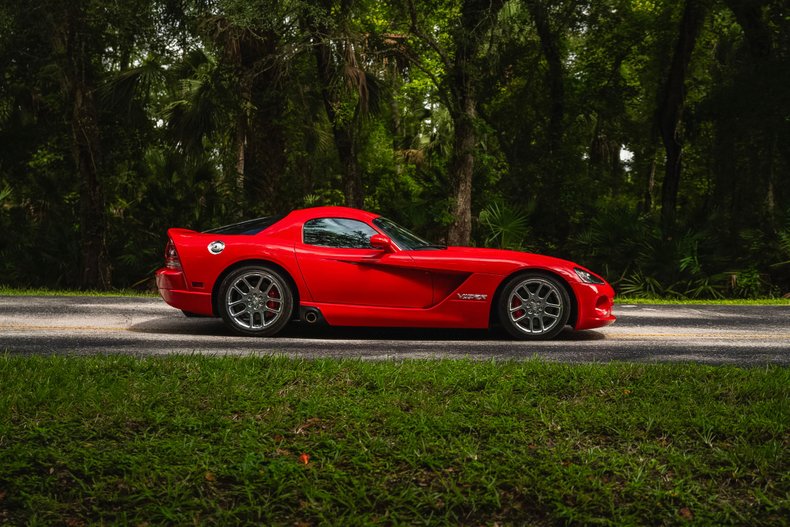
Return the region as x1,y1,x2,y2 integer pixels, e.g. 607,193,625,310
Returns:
225,271,286,330
507,277,564,336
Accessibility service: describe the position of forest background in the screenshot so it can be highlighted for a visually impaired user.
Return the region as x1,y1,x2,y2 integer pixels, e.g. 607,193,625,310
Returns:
0,0,787,298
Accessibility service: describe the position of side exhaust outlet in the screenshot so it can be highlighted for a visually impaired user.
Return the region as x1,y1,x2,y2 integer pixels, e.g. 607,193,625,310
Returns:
300,307,324,326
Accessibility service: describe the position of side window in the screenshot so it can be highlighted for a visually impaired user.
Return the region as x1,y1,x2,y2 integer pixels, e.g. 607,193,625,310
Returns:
303,218,378,249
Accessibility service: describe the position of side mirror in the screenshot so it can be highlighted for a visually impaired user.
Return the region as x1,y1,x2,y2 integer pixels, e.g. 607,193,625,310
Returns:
370,234,395,252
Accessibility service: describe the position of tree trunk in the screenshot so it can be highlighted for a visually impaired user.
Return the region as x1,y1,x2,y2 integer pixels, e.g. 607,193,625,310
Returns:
242,32,289,214
72,83,110,288
447,101,476,246
526,0,564,154
724,0,771,59
234,122,245,195
643,147,657,213
232,115,246,219
308,14,365,209
445,0,500,246
724,0,774,226
405,0,504,246
206,18,289,216
330,124,364,209
245,92,289,212
657,0,708,238
233,73,248,206
57,6,111,289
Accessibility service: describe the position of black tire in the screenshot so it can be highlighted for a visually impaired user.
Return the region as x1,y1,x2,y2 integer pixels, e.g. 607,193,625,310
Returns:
497,273,571,340
217,265,294,337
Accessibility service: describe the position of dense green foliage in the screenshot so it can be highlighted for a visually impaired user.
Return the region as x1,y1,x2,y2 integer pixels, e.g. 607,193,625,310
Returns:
0,0,788,296
1,355,787,525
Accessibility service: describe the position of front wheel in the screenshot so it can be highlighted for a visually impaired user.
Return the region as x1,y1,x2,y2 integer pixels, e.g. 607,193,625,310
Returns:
497,273,571,340
218,266,294,337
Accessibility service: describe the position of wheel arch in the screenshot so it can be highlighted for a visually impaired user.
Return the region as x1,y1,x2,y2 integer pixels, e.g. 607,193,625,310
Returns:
489,268,578,329
212,259,301,319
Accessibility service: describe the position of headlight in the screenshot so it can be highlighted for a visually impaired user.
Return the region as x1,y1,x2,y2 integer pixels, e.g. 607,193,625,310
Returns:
574,267,605,285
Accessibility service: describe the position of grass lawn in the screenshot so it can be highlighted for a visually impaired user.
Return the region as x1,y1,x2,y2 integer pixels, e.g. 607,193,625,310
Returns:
2,286,788,305
0,355,787,526
0,287,157,298
614,297,789,305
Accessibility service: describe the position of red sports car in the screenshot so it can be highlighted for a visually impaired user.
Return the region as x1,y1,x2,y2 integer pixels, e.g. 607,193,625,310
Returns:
156,206,615,339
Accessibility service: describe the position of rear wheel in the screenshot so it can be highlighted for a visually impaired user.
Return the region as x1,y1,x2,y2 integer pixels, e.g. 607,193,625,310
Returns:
218,266,293,337
498,273,570,340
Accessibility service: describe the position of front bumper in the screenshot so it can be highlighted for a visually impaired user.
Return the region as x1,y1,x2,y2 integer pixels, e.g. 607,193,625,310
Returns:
570,281,616,330
155,268,213,316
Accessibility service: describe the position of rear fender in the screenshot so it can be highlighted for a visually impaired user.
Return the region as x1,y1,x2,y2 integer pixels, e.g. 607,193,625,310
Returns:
211,259,302,319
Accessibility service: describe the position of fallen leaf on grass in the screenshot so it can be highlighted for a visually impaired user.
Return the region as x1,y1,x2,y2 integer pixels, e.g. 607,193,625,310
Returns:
204,471,216,482
299,453,310,465
678,507,694,520
623,389,632,395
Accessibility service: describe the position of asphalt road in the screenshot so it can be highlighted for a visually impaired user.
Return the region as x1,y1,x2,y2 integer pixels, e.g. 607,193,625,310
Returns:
0,296,788,365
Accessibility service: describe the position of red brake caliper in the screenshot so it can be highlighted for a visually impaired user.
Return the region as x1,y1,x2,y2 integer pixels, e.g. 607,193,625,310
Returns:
266,286,280,310
511,297,524,318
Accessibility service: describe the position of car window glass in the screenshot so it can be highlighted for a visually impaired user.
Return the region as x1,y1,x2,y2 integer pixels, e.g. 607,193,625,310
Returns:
303,218,378,249
204,215,285,235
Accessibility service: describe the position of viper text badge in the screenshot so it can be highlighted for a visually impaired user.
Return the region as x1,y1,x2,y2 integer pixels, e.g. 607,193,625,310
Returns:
457,293,488,301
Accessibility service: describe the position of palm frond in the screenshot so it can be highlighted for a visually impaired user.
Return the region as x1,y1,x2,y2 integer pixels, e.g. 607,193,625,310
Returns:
478,201,532,250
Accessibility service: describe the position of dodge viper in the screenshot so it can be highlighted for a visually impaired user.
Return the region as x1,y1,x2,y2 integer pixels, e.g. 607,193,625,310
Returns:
156,206,615,339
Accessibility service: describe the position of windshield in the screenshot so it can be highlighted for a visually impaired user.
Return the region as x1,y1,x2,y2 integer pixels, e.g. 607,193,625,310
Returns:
373,217,444,250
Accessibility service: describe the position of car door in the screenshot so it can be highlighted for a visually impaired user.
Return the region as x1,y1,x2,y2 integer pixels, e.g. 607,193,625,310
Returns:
295,217,433,308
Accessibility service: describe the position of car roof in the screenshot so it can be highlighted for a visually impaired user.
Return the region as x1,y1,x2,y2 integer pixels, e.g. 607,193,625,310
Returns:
256,206,382,240
284,206,380,223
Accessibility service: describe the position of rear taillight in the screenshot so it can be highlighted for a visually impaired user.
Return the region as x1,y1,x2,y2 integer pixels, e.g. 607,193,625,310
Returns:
165,239,182,270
